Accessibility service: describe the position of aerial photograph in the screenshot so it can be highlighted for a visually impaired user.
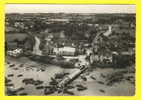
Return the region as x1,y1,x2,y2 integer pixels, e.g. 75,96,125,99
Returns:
5,4,135,96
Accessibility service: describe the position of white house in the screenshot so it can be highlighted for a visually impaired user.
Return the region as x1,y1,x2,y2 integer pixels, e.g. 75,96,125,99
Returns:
53,46,76,56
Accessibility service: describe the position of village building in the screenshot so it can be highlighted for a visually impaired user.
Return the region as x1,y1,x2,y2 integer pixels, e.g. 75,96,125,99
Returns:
53,46,76,56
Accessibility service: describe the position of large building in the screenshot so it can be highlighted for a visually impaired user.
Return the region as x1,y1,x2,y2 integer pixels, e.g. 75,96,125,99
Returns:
53,46,76,56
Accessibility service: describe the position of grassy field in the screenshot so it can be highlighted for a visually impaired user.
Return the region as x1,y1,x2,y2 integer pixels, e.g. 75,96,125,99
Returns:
5,33,28,42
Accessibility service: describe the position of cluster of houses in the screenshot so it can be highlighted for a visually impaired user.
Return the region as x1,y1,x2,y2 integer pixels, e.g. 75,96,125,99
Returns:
5,13,135,67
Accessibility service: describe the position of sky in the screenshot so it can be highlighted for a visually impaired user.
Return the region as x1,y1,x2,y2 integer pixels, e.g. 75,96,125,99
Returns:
5,4,136,14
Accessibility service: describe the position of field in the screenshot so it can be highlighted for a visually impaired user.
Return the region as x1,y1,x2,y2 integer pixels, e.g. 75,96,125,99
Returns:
5,33,27,42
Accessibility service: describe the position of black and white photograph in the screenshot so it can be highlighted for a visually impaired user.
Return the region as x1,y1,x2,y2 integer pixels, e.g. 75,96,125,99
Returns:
5,4,135,96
